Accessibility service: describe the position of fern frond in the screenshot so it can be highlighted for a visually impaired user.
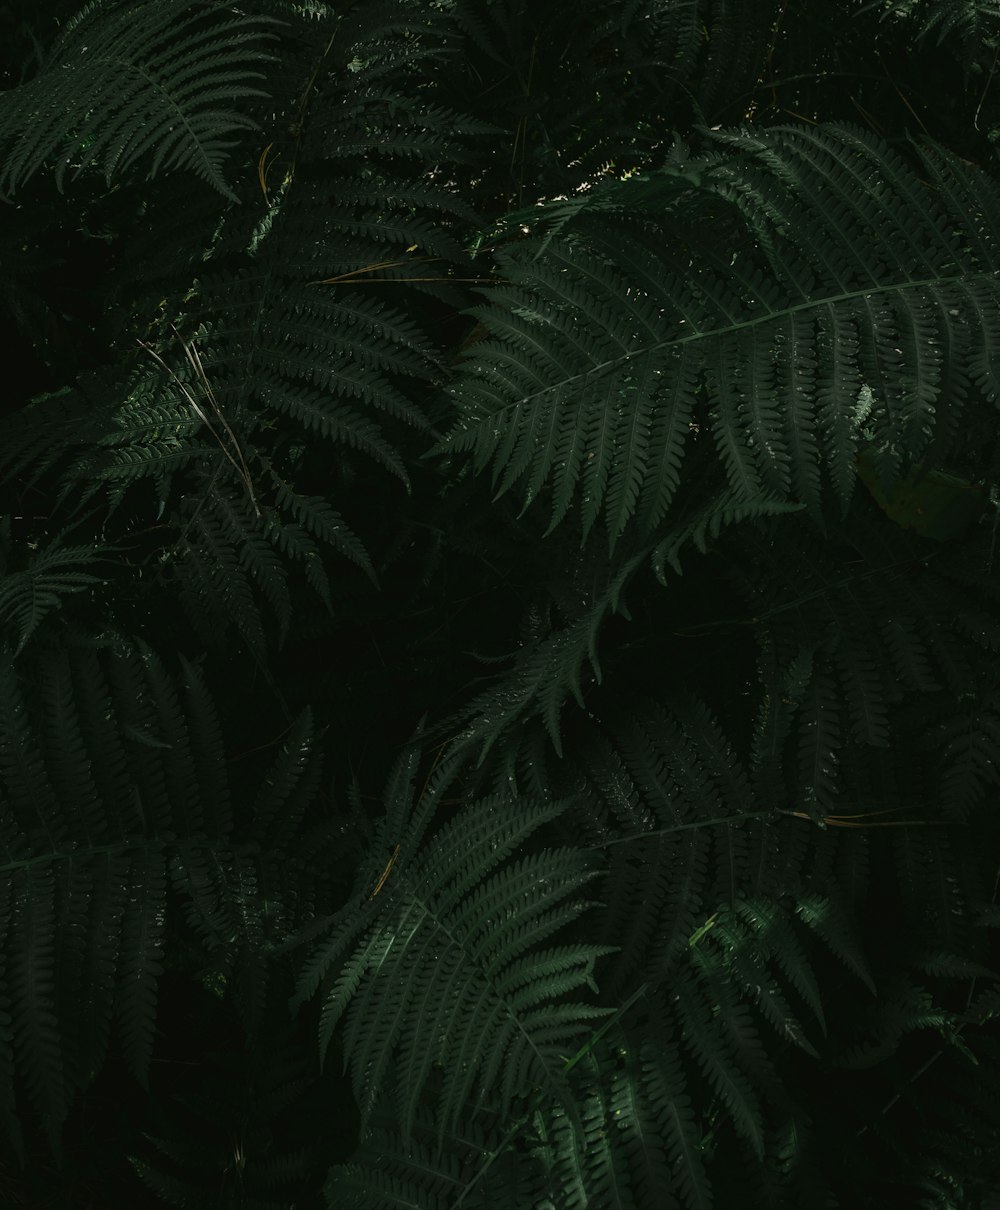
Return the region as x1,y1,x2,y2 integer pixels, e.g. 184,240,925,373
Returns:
54,8,477,648
0,388,99,495
438,576,636,763
434,125,1000,545
716,510,993,818
325,1090,535,1210
697,0,781,119
0,0,277,201
290,775,612,1139
931,690,1000,818
795,894,876,994
0,530,111,655
0,639,320,1147
571,695,758,989
65,385,207,513
835,975,954,1069
650,491,805,581
115,848,167,1087
863,0,1000,45
268,470,375,583
672,964,764,1160
169,491,277,656
436,490,807,768
8,866,66,1148
328,1018,716,1210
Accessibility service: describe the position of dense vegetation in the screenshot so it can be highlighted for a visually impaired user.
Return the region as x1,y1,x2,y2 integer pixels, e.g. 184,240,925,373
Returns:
2,0,1000,1205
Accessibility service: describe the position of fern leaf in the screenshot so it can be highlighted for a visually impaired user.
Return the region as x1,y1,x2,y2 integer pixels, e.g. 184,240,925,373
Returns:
795,894,875,994
114,850,166,1088
434,125,1000,544
269,473,375,583
734,899,827,1040
650,491,805,582
8,867,67,1147
643,1040,713,1210
574,697,754,988
441,492,804,768
249,709,317,839
326,1091,533,1209
865,0,1000,45
0,0,277,201
292,788,612,1138
177,654,232,839
673,967,765,1159
797,666,843,812
439,548,646,762
0,540,110,656
933,696,1000,818
0,641,314,1147
172,494,269,657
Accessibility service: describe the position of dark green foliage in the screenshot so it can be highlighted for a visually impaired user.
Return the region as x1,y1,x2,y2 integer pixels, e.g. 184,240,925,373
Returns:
435,124,1000,542
2,0,1000,1206
865,0,1000,47
0,637,330,1160
0,0,278,201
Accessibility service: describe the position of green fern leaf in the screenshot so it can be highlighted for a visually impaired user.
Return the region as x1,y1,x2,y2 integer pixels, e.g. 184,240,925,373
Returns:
325,1090,535,1209
0,640,316,1147
864,0,1000,45
291,785,612,1139
933,698,1000,817
115,850,166,1088
642,1040,713,1210
434,125,1000,544
8,867,67,1148
0,0,277,201
0,537,111,656
673,966,765,1159
795,894,875,994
